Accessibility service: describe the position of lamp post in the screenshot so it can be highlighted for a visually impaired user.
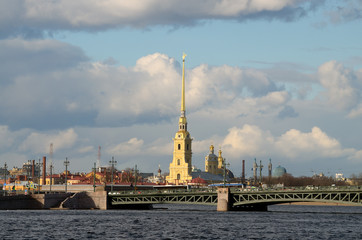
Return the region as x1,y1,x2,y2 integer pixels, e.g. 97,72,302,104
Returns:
93,162,96,192
64,158,70,193
3,162,7,196
109,157,117,192
259,160,263,186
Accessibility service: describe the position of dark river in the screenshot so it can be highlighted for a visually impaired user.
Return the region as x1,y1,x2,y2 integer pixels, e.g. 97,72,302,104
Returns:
1,204,361,239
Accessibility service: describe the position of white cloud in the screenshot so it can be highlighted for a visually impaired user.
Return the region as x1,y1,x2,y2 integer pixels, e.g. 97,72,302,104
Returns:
222,124,274,158
187,64,282,113
318,61,362,118
0,0,323,37
19,128,78,154
318,61,359,110
1,41,362,175
107,138,144,156
275,127,352,159
1,41,290,130
220,124,357,165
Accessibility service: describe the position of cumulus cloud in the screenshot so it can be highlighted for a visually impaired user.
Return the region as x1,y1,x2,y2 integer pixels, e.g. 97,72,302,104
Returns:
107,138,144,156
318,60,362,117
19,128,78,154
222,124,275,157
0,39,288,130
221,124,356,164
0,0,324,38
275,127,350,158
187,64,282,112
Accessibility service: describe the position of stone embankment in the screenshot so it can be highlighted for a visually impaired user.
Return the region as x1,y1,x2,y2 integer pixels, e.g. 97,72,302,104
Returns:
0,191,108,210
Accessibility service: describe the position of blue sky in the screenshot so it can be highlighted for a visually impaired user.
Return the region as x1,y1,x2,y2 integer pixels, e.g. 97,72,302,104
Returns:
1,0,362,179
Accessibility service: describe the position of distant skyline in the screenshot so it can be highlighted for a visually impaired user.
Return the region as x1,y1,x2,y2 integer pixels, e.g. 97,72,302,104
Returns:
1,1,362,178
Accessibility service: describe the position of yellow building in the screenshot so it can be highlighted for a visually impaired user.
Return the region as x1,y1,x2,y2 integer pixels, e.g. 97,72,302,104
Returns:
205,145,218,174
205,145,225,175
217,149,225,174
166,53,193,184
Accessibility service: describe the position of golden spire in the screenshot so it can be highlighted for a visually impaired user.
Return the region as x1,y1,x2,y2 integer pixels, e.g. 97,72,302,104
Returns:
181,52,187,117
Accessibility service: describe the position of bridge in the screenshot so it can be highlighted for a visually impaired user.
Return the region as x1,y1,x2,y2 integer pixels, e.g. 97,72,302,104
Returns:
109,187,362,211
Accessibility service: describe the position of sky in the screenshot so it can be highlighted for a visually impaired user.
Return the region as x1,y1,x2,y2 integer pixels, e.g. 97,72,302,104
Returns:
1,0,362,178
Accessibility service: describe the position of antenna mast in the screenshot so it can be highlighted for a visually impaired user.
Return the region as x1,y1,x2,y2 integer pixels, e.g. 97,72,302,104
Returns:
49,143,54,192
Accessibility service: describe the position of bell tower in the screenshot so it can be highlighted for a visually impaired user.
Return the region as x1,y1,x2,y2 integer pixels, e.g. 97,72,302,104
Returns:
166,53,193,184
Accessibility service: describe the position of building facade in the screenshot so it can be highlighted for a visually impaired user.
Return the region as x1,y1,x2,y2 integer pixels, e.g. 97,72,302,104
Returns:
205,145,225,175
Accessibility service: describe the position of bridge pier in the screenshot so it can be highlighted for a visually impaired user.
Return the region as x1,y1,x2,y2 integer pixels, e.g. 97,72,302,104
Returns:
217,187,231,212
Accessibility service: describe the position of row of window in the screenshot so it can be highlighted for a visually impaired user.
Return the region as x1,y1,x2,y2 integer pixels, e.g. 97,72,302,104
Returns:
177,143,189,150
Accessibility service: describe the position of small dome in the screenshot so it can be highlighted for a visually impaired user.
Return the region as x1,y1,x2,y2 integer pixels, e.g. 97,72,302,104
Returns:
272,165,287,177
226,169,234,178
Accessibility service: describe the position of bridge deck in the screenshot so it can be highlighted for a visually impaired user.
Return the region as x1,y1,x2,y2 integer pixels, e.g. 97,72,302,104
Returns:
109,189,362,208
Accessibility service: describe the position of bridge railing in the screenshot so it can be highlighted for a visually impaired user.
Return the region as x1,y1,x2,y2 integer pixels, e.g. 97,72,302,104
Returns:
108,188,216,196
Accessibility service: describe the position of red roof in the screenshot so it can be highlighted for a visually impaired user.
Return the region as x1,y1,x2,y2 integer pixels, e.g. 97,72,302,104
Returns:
191,177,207,184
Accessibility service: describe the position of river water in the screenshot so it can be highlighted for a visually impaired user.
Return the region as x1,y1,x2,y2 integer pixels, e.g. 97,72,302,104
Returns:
1,204,362,239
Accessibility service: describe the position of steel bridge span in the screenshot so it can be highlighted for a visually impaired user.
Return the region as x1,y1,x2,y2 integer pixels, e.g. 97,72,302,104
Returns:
109,188,362,211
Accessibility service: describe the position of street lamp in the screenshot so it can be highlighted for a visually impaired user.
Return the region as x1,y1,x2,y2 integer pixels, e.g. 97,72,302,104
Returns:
259,160,264,186
109,157,117,192
64,158,70,193
93,162,96,192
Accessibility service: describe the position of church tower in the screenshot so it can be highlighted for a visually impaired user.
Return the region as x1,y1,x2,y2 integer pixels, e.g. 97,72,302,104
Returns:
217,149,225,175
166,53,193,184
205,145,218,174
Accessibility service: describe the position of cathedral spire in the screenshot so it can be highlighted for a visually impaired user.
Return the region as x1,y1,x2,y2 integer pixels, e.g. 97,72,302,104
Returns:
181,52,187,118
179,53,188,131
166,53,193,184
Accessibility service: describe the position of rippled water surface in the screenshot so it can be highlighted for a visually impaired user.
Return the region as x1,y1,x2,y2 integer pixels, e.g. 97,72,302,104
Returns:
1,205,362,239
